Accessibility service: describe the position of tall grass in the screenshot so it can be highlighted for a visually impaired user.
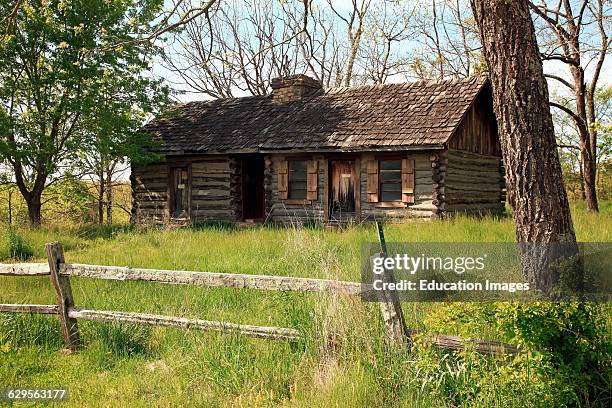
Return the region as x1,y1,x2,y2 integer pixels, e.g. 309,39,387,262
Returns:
0,204,610,406
0,227,34,260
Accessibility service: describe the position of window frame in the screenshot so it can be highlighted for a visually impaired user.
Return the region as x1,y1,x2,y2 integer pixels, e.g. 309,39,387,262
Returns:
378,158,403,203
287,159,309,200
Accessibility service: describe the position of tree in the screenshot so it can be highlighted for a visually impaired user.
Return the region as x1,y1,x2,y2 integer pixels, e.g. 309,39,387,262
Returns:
327,0,372,86
593,85,611,196
551,96,585,200
163,1,487,95
412,0,484,80
163,0,351,96
470,0,579,292
0,171,15,224
357,1,416,84
529,0,609,212
0,1,219,45
552,85,612,201
0,0,168,225
77,73,168,225
41,174,96,224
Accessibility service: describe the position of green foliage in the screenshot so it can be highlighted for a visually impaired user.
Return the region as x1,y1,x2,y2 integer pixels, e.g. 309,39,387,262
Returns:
0,0,170,223
553,84,612,201
0,181,133,227
417,301,611,407
44,175,97,224
495,302,611,406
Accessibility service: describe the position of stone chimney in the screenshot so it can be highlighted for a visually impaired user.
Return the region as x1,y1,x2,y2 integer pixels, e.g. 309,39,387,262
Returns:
270,74,322,103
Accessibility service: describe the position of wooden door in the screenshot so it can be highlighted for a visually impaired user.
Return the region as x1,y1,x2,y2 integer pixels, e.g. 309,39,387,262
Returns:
170,166,190,218
329,160,356,217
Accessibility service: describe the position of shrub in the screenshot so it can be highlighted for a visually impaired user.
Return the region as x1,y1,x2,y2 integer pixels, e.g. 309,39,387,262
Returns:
414,302,611,407
495,302,612,407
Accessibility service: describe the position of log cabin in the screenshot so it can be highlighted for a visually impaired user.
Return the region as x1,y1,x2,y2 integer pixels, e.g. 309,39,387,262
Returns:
132,74,505,225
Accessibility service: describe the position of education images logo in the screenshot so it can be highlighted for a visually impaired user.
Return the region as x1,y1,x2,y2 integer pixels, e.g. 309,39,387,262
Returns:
370,253,530,293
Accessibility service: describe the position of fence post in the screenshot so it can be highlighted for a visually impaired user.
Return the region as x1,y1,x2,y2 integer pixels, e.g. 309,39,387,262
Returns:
46,242,80,349
375,222,410,348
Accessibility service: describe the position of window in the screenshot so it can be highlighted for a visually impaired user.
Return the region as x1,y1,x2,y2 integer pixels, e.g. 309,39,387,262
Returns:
288,160,308,199
379,159,402,202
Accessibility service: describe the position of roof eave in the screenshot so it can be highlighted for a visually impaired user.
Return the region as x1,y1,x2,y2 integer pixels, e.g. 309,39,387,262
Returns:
160,144,446,156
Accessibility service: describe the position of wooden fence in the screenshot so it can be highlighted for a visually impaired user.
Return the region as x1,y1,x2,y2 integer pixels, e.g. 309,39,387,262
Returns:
0,241,518,355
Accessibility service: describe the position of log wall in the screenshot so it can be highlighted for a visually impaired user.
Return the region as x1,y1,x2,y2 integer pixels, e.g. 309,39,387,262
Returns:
439,149,505,215
190,157,237,223
132,156,238,225
132,148,504,225
266,152,438,223
132,163,169,224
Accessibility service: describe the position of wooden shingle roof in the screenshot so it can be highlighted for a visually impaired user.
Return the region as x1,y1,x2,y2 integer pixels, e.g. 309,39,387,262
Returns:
145,75,490,154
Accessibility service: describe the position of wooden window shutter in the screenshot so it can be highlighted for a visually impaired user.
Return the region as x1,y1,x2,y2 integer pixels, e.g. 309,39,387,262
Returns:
306,160,318,201
278,159,288,200
402,158,415,204
366,160,379,202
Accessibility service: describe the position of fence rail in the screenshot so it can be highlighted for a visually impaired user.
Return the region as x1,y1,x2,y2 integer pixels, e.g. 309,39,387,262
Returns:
0,263,50,276
409,330,519,355
0,304,59,314
67,308,301,341
0,240,519,356
60,263,364,295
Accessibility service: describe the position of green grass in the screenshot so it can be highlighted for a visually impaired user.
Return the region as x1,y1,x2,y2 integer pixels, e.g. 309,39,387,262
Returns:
0,204,610,407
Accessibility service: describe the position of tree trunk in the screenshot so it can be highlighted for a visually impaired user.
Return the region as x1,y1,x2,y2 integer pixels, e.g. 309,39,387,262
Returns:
570,67,599,212
579,157,586,200
344,30,361,87
105,167,113,225
98,169,105,224
471,0,579,293
431,0,445,78
582,145,598,212
586,93,600,209
8,190,13,225
13,168,46,227
26,193,42,226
